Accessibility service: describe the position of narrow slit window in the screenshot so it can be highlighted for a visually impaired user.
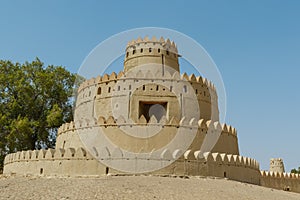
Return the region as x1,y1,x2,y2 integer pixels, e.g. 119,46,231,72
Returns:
133,49,136,54
140,48,143,53
158,48,160,53
126,52,129,58
166,49,169,55
142,85,145,90
156,85,159,91
108,87,111,93
183,85,187,93
97,87,101,95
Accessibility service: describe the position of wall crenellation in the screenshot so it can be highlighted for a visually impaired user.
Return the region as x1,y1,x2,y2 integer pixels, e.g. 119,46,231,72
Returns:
57,116,237,138
126,36,178,51
77,71,216,95
4,146,257,171
261,171,300,179
4,147,95,165
260,170,300,192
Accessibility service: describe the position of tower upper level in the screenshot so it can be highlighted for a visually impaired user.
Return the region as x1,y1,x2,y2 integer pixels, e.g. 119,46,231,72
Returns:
124,36,180,73
269,158,285,173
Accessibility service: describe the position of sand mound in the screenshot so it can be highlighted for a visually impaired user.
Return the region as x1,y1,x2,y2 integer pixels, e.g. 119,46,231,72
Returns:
0,175,299,200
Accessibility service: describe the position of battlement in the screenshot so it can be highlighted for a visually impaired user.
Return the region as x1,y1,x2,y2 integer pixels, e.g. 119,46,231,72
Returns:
202,152,260,170
261,171,300,179
3,147,93,165
57,116,237,138
260,170,300,192
124,36,180,72
3,147,258,184
269,158,285,173
4,147,256,170
126,36,178,53
77,70,216,94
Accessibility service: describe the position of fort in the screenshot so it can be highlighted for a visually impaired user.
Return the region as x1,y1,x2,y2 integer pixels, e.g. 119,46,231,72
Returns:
3,36,300,193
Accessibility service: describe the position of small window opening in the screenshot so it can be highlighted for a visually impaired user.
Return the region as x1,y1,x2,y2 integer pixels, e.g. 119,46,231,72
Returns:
224,172,227,177
195,89,198,94
183,85,187,93
97,87,101,95
133,49,136,54
170,86,173,92
166,49,169,55
149,48,152,52
106,167,109,175
129,85,132,90
108,87,111,93
140,48,143,53
126,52,129,57
40,168,43,175
143,85,145,90
156,85,159,91
118,86,120,91
158,48,160,53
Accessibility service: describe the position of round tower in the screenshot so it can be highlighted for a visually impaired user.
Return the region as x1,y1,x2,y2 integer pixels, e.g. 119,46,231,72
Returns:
269,158,285,173
124,36,180,73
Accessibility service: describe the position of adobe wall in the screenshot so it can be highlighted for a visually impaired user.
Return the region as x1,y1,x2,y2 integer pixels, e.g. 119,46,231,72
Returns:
3,148,106,177
260,171,300,193
56,116,239,156
75,70,219,123
3,148,259,185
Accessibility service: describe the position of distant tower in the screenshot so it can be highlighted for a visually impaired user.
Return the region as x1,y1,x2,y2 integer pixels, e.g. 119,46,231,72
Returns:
124,36,179,73
269,158,285,173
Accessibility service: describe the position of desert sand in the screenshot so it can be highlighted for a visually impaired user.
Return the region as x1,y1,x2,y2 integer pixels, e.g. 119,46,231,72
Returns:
0,175,299,200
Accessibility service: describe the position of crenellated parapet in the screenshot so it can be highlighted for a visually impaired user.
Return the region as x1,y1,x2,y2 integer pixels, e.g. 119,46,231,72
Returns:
57,121,76,135
4,147,93,166
221,123,237,137
4,148,257,171
77,71,216,94
260,171,300,192
126,36,178,53
57,115,237,139
124,36,179,72
261,171,300,179
3,147,258,185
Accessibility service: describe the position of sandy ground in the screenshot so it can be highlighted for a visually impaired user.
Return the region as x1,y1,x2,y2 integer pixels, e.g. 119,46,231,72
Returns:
0,175,299,200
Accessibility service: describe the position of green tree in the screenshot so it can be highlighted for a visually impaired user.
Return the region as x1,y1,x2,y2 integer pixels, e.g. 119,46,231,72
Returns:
0,58,83,170
291,167,300,174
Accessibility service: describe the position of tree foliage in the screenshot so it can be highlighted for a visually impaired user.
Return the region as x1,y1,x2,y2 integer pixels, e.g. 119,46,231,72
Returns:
0,58,82,170
291,167,300,174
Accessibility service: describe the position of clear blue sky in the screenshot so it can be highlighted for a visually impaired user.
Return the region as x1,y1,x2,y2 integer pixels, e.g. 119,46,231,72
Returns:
1,0,300,171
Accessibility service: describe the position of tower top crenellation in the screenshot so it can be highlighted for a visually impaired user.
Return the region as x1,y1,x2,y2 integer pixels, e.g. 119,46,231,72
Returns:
124,36,180,73
126,36,178,53
270,158,285,173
